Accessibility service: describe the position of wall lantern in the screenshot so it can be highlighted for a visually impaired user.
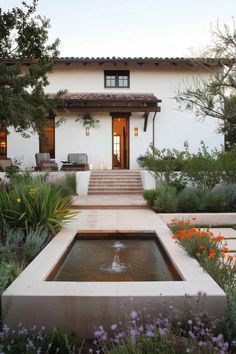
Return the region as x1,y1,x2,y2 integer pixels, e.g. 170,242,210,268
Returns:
134,127,138,136
85,127,90,136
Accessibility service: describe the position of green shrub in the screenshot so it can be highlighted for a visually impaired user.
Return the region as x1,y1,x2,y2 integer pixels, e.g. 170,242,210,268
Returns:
0,252,23,293
183,142,222,190
138,145,186,187
213,184,236,212
52,173,77,196
0,176,75,234
143,189,160,207
22,228,49,263
218,146,236,184
177,187,204,212
153,187,177,212
199,190,227,212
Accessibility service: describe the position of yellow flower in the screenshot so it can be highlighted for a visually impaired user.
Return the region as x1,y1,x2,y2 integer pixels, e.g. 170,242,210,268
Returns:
16,198,21,203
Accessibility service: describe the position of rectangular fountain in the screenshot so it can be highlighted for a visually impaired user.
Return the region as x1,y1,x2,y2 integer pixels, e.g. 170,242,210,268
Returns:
48,233,181,282
2,226,226,339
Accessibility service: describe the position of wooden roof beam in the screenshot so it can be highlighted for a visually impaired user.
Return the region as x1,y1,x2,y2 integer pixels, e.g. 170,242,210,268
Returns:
143,112,149,131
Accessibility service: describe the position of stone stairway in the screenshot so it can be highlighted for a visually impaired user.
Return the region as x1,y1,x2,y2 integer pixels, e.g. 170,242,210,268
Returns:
88,170,143,195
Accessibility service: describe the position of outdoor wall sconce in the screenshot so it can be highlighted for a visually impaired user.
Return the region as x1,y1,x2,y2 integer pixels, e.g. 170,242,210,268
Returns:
85,127,90,136
134,127,138,136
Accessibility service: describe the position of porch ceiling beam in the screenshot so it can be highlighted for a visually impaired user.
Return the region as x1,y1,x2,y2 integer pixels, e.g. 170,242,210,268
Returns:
57,106,161,113
143,112,149,131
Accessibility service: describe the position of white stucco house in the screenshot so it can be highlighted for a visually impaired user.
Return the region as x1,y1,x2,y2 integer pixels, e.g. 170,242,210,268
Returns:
1,57,224,170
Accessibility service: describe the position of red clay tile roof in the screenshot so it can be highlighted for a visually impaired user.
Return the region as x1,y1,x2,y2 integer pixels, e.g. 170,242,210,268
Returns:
47,92,160,103
0,57,230,66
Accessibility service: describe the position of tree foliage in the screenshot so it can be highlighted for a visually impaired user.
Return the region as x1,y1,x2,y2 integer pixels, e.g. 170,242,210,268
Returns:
0,0,61,135
175,20,236,144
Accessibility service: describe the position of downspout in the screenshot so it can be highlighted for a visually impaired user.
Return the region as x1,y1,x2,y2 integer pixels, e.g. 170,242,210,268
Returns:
152,110,157,153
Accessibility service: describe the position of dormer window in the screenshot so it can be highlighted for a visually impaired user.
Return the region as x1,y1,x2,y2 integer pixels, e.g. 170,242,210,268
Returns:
104,70,130,88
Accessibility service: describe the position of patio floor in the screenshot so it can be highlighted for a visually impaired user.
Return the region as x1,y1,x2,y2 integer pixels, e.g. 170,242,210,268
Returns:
72,194,147,209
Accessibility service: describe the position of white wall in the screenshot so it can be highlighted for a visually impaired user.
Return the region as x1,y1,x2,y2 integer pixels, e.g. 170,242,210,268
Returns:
6,63,224,169
7,128,38,169
55,113,112,170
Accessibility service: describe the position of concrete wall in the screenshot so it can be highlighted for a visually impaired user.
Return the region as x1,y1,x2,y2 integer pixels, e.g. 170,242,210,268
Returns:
5,63,224,169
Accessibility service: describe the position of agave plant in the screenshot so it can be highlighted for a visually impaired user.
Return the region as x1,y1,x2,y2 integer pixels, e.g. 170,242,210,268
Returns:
0,176,75,234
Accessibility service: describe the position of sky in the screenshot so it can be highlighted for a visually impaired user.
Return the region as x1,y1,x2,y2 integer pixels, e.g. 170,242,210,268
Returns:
1,0,236,57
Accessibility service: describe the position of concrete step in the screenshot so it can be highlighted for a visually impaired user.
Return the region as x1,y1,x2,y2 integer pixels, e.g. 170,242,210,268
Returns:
89,186,142,190
88,191,143,195
88,171,143,195
89,181,142,186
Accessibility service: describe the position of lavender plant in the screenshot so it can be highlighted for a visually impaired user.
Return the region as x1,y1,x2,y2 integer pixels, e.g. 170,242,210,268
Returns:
0,323,83,354
92,300,233,354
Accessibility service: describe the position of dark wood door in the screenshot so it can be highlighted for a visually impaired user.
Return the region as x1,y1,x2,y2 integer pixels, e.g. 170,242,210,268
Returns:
112,117,129,169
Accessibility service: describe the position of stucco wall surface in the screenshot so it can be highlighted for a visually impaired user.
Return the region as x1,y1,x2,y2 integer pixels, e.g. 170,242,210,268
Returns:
6,63,224,168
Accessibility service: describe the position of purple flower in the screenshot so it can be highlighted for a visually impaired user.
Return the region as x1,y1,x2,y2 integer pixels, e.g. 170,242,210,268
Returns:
130,311,137,320
145,330,154,337
110,324,117,331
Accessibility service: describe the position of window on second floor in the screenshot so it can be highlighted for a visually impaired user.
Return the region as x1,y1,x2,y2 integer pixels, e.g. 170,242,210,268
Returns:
104,70,130,88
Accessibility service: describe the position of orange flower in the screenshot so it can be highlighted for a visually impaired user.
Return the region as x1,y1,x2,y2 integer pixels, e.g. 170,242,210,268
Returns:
208,249,216,259
192,217,197,221
227,255,235,261
199,244,206,250
221,247,229,253
212,236,224,242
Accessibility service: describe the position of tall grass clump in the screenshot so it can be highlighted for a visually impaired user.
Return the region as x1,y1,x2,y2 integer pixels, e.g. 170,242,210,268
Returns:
0,176,74,234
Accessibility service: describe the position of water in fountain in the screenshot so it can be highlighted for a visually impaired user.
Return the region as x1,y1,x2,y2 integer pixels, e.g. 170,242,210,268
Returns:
113,241,125,250
101,249,127,273
111,253,126,272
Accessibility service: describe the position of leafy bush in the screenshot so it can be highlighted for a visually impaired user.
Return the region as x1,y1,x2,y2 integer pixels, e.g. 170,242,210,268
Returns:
0,176,74,234
153,187,177,212
0,227,49,293
199,190,227,212
213,184,236,212
143,189,160,207
138,145,186,187
138,142,236,190
177,188,204,212
218,147,236,184
0,252,23,294
183,142,222,190
5,159,21,179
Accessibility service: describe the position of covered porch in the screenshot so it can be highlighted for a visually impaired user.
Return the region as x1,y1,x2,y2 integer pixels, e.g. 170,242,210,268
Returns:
48,92,161,170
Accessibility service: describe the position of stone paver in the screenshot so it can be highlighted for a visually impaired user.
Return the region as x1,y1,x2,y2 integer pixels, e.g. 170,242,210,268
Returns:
72,194,147,209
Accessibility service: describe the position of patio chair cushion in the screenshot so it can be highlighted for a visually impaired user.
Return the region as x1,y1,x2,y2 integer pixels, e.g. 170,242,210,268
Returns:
35,153,58,170
67,153,88,164
35,153,51,167
0,158,12,171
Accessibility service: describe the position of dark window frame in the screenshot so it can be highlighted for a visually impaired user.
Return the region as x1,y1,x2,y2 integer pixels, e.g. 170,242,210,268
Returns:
39,119,55,159
104,70,130,88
